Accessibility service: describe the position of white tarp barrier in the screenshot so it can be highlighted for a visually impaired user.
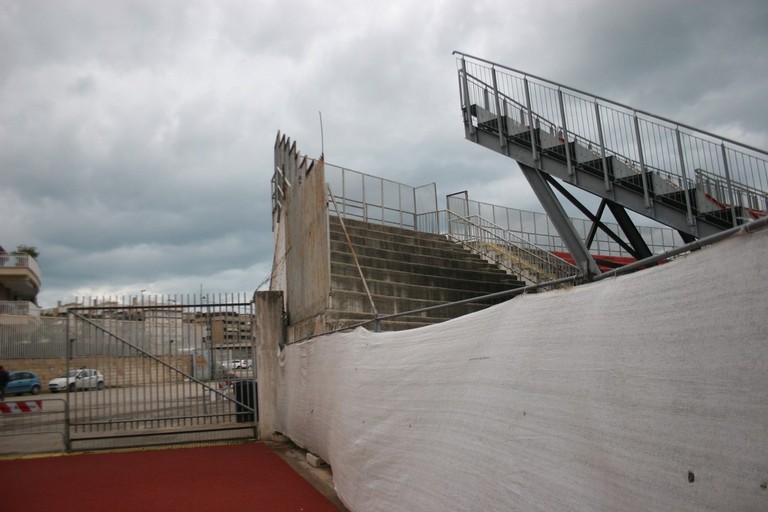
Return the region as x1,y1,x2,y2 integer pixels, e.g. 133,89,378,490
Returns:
276,228,768,512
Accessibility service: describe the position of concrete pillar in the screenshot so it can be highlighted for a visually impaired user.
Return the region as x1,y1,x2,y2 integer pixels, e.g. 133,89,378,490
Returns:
253,290,284,441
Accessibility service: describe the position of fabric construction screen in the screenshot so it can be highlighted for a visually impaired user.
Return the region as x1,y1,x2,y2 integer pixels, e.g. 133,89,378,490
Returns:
276,228,768,512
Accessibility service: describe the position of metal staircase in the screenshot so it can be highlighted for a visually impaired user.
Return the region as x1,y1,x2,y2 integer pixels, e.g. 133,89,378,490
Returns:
455,52,768,276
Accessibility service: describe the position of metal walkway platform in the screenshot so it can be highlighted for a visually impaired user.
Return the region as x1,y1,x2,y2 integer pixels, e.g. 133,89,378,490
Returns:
454,52,768,274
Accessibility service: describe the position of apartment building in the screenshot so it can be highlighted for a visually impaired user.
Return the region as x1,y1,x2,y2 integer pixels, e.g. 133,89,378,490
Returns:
0,245,41,317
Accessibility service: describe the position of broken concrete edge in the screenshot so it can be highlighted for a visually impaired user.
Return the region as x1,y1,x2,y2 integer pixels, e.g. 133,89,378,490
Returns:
270,432,289,443
264,432,349,511
306,451,327,468
269,431,327,466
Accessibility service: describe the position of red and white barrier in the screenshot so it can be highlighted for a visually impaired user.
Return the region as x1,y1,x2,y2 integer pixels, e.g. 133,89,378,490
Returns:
210,380,233,400
0,400,43,414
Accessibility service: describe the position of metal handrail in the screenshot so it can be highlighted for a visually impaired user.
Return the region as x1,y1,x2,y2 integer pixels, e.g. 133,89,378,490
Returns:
444,210,579,285
695,168,768,209
0,301,41,316
456,52,768,220
441,197,684,257
454,50,768,157
0,253,42,280
464,70,693,191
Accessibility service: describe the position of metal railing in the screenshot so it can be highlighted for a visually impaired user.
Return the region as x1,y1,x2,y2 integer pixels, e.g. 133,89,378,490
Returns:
0,301,41,316
455,52,768,221
61,294,257,449
280,139,682,258
446,196,684,256
0,316,67,358
0,398,68,454
324,161,438,230
444,210,580,285
0,294,253,361
0,252,42,280
321,160,683,259
695,167,768,214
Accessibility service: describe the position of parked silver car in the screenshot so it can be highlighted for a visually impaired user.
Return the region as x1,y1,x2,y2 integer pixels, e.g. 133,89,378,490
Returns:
49,369,105,393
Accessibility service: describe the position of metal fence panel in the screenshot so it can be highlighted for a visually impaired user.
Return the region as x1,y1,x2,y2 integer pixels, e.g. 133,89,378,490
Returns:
0,293,258,452
0,398,68,454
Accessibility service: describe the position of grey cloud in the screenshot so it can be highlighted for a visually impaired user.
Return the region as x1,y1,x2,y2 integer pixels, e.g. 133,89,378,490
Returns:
1,0,765,308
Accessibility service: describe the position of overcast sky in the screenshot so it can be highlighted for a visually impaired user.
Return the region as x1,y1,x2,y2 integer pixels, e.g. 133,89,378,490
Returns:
2,0,766,308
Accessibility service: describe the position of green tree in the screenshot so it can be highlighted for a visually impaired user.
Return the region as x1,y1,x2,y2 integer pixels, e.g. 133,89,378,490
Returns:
15,245,40,259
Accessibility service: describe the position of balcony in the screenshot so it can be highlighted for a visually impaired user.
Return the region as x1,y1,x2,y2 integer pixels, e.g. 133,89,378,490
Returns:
0,253,42,302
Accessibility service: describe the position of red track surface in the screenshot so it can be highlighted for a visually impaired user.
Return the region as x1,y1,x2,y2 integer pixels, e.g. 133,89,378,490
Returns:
1,443,339,512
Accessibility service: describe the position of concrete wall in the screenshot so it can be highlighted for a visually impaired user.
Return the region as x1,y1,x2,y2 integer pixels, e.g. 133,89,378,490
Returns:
273,134,331,341
254,290,284,440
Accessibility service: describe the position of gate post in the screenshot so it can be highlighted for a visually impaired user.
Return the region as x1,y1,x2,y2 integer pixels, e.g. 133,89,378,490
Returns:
254,290,284,441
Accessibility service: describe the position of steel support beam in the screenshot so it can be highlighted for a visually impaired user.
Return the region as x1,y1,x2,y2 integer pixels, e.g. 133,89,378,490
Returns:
542,173,638,257
519,163,600,277
606,202,653,260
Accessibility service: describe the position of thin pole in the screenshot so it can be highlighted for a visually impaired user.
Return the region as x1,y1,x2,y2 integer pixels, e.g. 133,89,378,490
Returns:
319,111,325,158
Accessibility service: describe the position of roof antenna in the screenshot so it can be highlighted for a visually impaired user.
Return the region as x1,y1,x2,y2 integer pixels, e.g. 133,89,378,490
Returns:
319,110,325,159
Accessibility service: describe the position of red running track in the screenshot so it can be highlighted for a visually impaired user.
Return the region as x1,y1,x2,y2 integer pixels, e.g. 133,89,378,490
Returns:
1,442,340,512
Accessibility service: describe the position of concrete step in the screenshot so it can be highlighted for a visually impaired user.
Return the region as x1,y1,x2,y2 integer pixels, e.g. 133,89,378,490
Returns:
331,262,523,291
329,228,469,257
329,233,475,261
331,274,517,302
330,216,522,275
331,249,518,279
329,216,449,244
327,216,523,328
329,289,509,318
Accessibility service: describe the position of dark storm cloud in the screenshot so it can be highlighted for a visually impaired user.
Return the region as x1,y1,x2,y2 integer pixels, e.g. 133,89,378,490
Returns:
503,0,768,142
1,0,765,307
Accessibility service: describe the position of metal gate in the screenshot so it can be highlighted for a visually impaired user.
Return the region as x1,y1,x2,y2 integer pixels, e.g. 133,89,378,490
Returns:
63,293,257,451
